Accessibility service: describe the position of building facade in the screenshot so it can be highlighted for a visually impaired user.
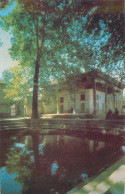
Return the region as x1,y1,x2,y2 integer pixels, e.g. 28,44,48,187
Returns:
56,87,123,116
41,71,124,116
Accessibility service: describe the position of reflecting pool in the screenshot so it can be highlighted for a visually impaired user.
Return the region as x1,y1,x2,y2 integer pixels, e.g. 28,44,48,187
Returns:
0,131,124,194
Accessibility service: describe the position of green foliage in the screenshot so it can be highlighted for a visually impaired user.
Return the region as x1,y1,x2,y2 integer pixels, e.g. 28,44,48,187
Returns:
1,65,33,103
0,0,9,9
6,147,33,185
84,0,124,64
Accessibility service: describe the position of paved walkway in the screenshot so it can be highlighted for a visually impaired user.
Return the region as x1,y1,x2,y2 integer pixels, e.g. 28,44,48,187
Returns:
0,117,30,121
68,156,125,194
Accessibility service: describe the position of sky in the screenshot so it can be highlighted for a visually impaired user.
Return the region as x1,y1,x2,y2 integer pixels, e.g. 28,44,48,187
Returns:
0,28,18,78
0,2,17,78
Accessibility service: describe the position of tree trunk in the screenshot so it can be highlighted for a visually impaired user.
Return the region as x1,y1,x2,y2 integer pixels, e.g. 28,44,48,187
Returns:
31,17,45,119
93,79,96,114
32,56,40,118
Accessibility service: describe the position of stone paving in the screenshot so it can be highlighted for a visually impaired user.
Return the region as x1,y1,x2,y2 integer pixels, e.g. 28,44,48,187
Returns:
68,156,125,194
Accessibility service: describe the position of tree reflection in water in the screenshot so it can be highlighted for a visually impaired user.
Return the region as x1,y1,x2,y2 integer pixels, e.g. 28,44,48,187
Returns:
1,132,124,194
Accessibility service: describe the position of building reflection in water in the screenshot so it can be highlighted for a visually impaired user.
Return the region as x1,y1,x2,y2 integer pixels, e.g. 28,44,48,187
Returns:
0,131,124,194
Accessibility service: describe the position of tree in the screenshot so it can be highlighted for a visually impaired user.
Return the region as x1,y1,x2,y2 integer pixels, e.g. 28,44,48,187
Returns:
1,65,33,104
1,0,90,118
0,1,59,118
0,0,9,9
84,0,124,73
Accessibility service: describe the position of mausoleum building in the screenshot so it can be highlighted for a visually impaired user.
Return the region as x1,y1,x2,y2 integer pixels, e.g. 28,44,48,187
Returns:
41,70,124,117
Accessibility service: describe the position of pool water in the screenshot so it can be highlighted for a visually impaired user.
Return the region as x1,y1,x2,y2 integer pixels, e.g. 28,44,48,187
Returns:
0,131,124,194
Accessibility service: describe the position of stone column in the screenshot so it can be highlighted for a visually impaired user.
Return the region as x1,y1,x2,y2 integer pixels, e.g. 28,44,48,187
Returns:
56,96,60,114
105,87,108,114
93,78,96,114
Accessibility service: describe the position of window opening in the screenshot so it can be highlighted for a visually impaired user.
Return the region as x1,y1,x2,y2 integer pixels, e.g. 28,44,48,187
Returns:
80,94,85,101
60,97,64,103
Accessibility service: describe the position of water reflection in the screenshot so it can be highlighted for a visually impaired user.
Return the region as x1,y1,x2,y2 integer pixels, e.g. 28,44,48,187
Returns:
0,167,22,194
0,131,124,194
